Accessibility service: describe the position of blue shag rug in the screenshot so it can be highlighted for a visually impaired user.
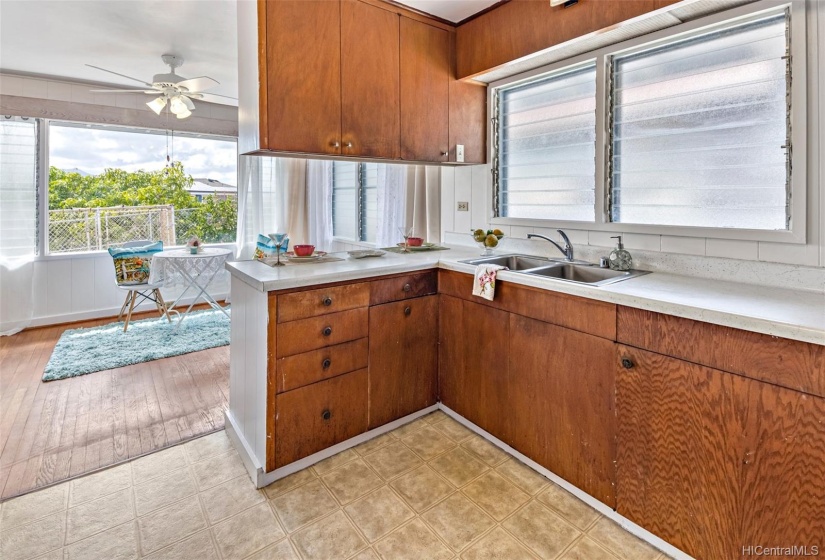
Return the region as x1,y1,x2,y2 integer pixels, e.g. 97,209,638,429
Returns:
42,307,230,381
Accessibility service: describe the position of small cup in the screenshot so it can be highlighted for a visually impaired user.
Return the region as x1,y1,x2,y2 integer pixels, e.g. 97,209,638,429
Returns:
189,246,199,255
407,237,424,247
293,244,316,257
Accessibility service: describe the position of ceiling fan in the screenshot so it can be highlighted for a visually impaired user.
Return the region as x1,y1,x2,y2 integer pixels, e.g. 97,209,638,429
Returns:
86,54,233,119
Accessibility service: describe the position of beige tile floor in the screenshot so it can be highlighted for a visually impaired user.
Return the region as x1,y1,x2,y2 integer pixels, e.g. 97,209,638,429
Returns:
0,410,671,560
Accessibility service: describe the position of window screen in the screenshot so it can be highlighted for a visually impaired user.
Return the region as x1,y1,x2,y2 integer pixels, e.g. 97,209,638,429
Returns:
609,11,790,230
496,63,596,221
0,118,38,257
332,161,378,242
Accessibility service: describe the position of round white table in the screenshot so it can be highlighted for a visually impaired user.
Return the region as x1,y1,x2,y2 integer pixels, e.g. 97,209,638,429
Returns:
148,247,232,325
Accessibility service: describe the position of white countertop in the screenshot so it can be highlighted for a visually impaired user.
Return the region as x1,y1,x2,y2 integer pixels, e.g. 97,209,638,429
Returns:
226,247,825,346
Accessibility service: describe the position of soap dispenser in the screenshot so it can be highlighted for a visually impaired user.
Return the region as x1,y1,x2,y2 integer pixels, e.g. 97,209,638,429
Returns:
608,236,632,271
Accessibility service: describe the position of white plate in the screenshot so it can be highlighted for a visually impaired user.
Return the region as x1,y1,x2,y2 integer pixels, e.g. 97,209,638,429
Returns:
348,250,386,259
285,251,328,261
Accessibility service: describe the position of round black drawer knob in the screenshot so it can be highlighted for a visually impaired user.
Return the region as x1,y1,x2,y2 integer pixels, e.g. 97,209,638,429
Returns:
404,306,411,316
322,409,331,421
402,283,411,292
323,297,333,306
621,358,634,369
322,358,332,369
322,326,332,337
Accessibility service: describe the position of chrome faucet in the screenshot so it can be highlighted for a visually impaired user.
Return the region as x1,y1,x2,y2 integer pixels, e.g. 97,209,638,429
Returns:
528,230,574,261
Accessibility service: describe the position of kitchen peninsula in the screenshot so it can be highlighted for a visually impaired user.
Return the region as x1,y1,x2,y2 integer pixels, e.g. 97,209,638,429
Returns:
225,247,824,560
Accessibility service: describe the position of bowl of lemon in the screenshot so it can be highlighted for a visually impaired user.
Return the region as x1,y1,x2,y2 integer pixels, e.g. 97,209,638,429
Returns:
472,228,505,256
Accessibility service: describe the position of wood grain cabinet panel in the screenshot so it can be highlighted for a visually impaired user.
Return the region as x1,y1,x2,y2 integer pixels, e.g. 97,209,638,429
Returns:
616,345,825,559
449,28,486,164
400,17,450,162
509,314,617,506
275,369,368,468
370,271,437,306
277,282,370,323
264,0,341,154
276,338,369,392
617,306,825,398
276,308,369,357
341,0,400,159
438,295,511,441
368,296,438,428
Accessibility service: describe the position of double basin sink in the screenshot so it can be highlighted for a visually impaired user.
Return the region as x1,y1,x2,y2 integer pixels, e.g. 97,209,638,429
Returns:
460,254,649,287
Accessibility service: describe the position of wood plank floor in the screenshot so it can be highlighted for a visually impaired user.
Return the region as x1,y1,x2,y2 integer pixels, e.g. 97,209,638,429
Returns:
0,307,229,500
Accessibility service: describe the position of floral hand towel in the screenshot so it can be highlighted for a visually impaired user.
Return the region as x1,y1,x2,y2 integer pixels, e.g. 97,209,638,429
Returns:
472,264,506,301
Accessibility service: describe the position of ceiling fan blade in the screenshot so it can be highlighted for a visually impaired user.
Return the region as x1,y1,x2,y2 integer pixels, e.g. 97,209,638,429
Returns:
85,64,153,87
180,95,196,111
199,91,239,101
176,76,219,92
88,89,157,93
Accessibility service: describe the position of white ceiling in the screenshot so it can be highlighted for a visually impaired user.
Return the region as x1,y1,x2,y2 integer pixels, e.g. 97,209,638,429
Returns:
0,0,238,105
394,0,500,22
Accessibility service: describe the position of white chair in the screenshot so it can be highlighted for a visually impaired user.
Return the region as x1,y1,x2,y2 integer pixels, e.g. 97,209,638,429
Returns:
111,240,171,332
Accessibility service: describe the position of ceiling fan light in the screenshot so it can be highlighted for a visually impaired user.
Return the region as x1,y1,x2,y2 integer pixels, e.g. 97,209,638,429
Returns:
176,107,192,119
181,95,195,111
170,95,189,116
146,96,167,115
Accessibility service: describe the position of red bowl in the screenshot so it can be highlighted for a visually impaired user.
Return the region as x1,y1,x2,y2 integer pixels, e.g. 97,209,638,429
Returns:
407,237,424,247
293,244,315,256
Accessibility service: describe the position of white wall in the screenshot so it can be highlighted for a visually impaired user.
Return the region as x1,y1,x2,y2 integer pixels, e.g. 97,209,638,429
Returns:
440,0,825,291
0,73,238,327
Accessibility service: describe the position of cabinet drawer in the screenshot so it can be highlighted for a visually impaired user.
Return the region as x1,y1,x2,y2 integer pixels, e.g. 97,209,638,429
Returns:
276,338,369,393
370,271,437,305
275,369,368,468
277,282,370,323
277,308,368,358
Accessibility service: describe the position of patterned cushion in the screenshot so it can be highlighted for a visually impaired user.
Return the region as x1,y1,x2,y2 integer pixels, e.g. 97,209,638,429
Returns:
108,241,163,285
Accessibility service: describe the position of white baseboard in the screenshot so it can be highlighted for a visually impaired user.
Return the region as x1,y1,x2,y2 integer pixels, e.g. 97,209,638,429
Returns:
25,291,229,329
437,404,693,560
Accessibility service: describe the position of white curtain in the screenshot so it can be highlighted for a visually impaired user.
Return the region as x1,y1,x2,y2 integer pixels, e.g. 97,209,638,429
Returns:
375,164,440,247
0,119,38,336
235,156,308,259
306,160,334,251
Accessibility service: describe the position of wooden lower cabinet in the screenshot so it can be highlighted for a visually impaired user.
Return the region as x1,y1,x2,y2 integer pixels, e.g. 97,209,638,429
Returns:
617,345,825,559
275,369,368,469
438,295,511,441
509,314,616,506
368,296,438,428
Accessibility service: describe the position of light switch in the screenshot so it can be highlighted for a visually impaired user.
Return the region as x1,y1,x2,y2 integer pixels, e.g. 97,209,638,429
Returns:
456,145,465,163
457,201,469,212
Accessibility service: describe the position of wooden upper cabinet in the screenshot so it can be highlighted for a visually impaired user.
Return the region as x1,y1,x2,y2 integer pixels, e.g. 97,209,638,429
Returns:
264,0,341,154
400,18,449,162
341,0,400,159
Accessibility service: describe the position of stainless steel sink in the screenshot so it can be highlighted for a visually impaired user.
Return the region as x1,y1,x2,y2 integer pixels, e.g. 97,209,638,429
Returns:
461,254,648,286
461,254,554,271
523,263,649,286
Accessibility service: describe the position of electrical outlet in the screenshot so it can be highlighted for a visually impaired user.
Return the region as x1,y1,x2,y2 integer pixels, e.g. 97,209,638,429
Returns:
457,201,469,212
456,144,465,163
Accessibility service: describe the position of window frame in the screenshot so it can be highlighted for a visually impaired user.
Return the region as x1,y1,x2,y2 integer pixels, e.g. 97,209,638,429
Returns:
487,0,807,244
37,118,238,259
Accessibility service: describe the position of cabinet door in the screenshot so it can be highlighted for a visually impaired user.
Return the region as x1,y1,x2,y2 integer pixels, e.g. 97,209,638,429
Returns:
265,0,341,154
400,17,449,162
508,315,617,506
438,295,511,441
368,296,438,428
617,345,825,559
341,0,400,159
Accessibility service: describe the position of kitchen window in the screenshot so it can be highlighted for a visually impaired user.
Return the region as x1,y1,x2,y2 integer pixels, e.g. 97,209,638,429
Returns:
332,161,377,243
490,1,806,243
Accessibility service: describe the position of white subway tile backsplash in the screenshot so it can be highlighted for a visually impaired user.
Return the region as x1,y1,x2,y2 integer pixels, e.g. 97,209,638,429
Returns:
46,81,73,102
623,233,661,252
453,167,473,234
439,167,455,240
21,78,47,98
588,231,619,248
508,226,534,239
706,239,759,260
533,227,588,245
758,241,820,267
470,165,489,229
661,235,706,256
0,74,24,96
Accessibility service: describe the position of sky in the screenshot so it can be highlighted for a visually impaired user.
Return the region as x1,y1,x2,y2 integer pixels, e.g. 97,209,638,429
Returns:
49,124,238,186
